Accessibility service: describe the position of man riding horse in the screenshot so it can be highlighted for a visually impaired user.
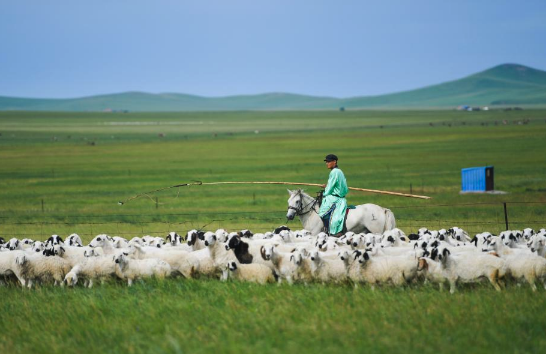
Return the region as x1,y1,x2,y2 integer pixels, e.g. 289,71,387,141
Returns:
319,154,348,236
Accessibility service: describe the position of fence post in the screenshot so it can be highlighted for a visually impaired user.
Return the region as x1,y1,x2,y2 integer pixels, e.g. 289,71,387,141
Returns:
503,202,509,230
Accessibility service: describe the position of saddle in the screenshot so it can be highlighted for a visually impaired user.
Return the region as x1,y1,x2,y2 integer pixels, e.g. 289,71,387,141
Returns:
328,205,356,237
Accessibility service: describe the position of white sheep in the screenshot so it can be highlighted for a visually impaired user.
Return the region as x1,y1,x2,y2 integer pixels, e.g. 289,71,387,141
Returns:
0,250,28,286
308,249,347,284
45,234,64,247
186,230,206,250
19,247,73,288
113,253,171,286
422,247,506,293
89,234,117,255
112,237,129,249
66,233,83,247
166,232,183,246
529,234,546,258
356,251,419,289
220,260,275,284
30,241,45,253
484,240,546,291
289,249,314,284
128,243,198,278
6,238,23,251
260,243,297,284
338,249,363,287
63,250,118,288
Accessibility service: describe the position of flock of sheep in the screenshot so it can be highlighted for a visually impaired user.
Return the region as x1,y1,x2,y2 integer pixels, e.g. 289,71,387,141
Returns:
1,226,546,293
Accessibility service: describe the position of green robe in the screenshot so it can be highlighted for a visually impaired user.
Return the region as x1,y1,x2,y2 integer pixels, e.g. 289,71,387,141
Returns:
318,167,348,235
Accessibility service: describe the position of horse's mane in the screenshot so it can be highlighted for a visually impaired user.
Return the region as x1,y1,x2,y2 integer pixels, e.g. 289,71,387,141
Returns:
294,189,316,202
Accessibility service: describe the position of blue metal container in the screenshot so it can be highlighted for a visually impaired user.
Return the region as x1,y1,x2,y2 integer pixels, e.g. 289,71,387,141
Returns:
461,166,494,192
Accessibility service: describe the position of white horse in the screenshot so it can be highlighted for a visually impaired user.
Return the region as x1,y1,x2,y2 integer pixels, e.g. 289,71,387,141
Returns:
286,189,396,236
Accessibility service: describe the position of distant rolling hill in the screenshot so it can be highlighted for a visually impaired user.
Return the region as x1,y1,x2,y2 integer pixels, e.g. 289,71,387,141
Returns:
1,63,545,111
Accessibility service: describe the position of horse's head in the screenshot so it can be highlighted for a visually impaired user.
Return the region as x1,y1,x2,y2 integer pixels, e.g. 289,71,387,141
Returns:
286,189,302,220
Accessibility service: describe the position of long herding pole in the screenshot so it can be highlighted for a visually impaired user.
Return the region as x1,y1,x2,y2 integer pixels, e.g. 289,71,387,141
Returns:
118,181,430,205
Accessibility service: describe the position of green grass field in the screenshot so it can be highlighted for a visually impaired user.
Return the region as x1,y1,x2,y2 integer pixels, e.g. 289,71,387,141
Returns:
1,109,546,353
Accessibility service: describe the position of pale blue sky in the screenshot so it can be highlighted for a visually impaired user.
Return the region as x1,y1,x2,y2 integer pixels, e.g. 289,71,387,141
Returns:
1,0,545,98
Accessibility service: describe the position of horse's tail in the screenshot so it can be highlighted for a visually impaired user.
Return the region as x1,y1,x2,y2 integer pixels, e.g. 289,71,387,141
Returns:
384,208,396,231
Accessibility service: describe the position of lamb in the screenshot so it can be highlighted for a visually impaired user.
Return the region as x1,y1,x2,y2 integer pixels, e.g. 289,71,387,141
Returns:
350,234,366,249
215,229,229,242
471,232,493,249
237,229,254,238
112,237,129,249
529,234,546,258
447,227,471,242
220,260,275,284
113,253,171,286
260,243,297,284
502,254,546,291
484,238,533,257
364,233,381,248
30,241,45,253
225,234,253,264
484,240,546,291
186,230,206,250
148,237,165,248
6,238,23,251
289,249,314,284
128,243,198,278
141,235,156,245
63,254,117,288
188,232,228,278
66,233,83,247
45,234,64,247
58,245,104,266
425,246,506,293
338,249,363,287
523,228,535,241
307,249,347,284
18,246,73,288
166,232,183,246
355,251,419,289
380,231,409,248
0,250,28,286
89,234,117,255
418,250,505,293
20,238,35,249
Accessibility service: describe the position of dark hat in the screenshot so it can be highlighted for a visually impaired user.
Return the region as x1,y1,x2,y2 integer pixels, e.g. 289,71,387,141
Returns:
324,154,338,162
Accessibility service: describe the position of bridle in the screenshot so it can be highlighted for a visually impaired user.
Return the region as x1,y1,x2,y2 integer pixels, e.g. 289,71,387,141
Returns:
288,191,319,216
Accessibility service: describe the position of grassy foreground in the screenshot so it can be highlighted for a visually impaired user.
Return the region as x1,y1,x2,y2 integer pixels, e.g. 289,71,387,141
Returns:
1,280,546,354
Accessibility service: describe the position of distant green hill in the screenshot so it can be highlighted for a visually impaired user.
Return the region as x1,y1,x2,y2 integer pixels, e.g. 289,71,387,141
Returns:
1,64,545,111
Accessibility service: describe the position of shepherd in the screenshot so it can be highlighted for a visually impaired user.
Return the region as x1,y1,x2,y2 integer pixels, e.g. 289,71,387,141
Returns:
318,154,348,236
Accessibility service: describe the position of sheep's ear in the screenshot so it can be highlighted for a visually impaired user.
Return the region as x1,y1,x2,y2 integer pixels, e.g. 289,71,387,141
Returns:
123,252,128,256
61,247,65,253
363,252,370,261
260,246,266,260
290,255,294,261
443,248,450,256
